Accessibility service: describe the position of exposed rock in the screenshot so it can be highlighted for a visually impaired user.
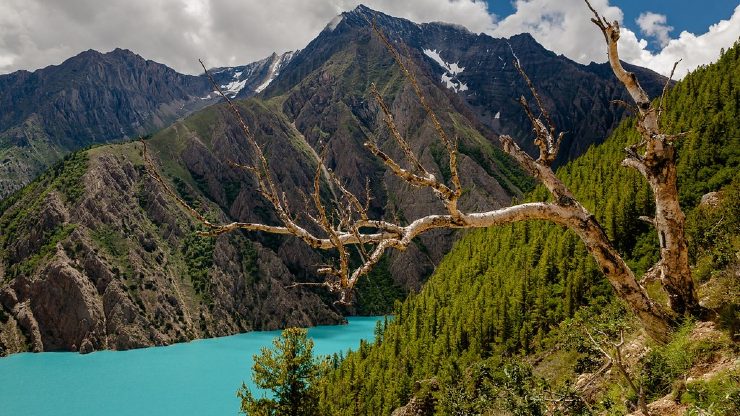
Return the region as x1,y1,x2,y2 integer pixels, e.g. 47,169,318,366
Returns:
0,307,26,355
391,379,439,416
0,147,342,355
270,5,667,167
0,48,291,198
700,191,720,208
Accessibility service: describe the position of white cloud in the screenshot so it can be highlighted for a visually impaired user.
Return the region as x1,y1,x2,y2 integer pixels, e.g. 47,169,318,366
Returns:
488,0,740,79
0,0,495,75
636,12,673,48
621,5,740,78
490,0,623,65
0,0,737,81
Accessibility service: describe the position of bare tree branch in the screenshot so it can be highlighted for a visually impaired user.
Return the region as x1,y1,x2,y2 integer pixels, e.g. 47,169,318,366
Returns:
658,59,681,126
139,10,712,341
586,329,650,415
370,19,463,203
511,57,564,166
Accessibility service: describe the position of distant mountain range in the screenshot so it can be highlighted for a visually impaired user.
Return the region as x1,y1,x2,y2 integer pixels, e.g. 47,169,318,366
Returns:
0,5,668,355
0,49,293,198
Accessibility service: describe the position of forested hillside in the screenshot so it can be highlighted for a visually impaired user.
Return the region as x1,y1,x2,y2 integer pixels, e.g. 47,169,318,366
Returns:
317,41,740,415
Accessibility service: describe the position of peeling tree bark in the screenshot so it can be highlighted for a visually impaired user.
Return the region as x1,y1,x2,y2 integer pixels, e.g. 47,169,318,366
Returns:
586,0,701,318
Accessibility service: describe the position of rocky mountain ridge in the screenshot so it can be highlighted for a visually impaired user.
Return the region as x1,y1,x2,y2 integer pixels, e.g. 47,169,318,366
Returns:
0,48,290,198
207,51,296,99
0,142,342,354
268,5,667,165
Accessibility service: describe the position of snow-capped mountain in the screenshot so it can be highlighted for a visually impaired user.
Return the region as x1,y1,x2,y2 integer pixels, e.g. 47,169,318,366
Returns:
268,4,667,166
0,4,667,200
206,51,295,99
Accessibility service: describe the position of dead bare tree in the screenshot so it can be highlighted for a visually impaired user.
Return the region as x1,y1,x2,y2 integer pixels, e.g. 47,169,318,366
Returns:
587,330,650,416
584,0,701,319
142,2,705,343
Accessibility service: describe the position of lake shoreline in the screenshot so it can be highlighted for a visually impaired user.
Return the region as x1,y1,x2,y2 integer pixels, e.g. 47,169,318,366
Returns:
0,316,385,416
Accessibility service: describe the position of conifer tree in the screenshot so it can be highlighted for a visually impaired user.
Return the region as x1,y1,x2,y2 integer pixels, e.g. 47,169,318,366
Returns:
237,328,323,416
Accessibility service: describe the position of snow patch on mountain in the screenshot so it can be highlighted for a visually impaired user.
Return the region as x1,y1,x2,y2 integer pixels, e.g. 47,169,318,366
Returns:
441,73,468,93
255,51,294,93
423,49,468,93
218,68,250,98
423,49,464,75
221,79,247,97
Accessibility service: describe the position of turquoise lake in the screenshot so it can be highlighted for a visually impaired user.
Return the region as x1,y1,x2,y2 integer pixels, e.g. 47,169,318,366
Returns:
0,316,384,415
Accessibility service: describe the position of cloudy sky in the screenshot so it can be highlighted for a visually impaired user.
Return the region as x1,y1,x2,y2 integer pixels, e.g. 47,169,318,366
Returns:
1,0,738,79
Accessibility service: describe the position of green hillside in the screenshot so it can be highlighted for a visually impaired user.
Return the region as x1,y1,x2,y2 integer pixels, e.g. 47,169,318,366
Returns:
316,42,740,415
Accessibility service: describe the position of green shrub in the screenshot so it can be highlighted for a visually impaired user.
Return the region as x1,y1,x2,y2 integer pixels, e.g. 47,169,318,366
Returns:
7,224,76,278
53,152,89,203
683,369,740,416
640,321,730,400
183,232,215,303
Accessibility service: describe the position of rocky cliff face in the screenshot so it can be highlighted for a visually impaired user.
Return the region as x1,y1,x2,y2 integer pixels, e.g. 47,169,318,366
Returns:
271,34,519,290
251,4,663,290
270,5,666,166
0,49,209,198
0,143,341,355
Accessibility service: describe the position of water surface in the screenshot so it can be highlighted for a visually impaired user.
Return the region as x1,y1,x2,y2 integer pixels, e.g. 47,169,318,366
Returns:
0,316,383,415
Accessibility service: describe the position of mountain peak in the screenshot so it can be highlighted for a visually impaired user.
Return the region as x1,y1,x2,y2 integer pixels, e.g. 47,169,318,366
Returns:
109,47,138,57
508,32,536,43
349,4,374,14
76,49,103,58
70,48,144,64
322,4,381,32
342,3,393,22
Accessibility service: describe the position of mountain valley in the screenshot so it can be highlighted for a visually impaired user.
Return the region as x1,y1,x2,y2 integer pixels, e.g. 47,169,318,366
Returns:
0,5,685,357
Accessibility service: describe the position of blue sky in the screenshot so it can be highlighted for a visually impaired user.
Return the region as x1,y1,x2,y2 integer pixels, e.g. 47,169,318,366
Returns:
488,0,739,33
614,0,738,35
484,0,740,77
489,0,739,49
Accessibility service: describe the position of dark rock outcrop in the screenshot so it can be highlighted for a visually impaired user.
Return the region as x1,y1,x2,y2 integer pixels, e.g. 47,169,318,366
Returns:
0,146,342,354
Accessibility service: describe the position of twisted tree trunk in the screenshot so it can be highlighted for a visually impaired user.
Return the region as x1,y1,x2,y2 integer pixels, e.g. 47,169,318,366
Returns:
587,0,701,317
